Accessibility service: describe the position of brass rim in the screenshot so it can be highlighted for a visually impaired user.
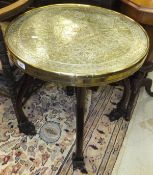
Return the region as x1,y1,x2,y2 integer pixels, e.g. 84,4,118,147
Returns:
9,51,148,87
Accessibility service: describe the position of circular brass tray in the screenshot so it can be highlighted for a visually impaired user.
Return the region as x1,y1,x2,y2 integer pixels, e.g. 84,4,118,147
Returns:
5,4,149,86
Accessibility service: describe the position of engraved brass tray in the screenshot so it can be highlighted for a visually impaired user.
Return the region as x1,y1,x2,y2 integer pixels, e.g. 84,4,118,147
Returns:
5,4,149,86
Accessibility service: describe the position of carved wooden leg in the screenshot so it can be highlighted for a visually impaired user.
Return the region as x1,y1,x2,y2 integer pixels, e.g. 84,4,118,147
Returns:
16,74,36,135
124,82,135,121
16,74,44,135
73,87,86,170
0,28,36,135
125,62,153,120
108,79,131,121
109,61,153,121
0,28,23,133
125,70,153,120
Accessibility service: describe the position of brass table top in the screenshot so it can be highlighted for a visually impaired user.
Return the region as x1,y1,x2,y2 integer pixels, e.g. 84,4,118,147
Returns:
5,4,149,86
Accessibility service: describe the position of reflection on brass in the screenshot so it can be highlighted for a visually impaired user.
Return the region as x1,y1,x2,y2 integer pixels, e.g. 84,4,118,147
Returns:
5,4,149,86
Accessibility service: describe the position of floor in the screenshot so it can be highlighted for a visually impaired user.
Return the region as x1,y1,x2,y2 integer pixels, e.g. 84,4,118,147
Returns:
112,72,153,175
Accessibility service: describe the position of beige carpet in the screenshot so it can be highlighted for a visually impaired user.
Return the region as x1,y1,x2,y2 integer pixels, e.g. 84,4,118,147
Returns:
0,83,131,175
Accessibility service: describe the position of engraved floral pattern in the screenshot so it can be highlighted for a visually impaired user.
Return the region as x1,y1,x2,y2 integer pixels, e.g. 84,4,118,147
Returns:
6,4,148,77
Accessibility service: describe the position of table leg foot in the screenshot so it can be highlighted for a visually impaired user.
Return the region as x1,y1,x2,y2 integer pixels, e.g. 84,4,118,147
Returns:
18,119,36,135
72,153,85,170
108,79,131,121
108,107,126,121
15,99,36,135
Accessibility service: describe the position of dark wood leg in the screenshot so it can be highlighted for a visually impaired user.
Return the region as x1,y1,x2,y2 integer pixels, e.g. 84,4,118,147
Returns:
0,28,21,132
125,63,153,120
15,74,44,135
109,61,153,121
108,79,131,121
73,87,86,170
16,74,36,135
0,28,36,135
124,62,153,120
125,82,137,121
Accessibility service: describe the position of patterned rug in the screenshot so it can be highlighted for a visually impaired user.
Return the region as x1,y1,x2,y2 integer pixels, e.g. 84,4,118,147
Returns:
0,83,130,175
